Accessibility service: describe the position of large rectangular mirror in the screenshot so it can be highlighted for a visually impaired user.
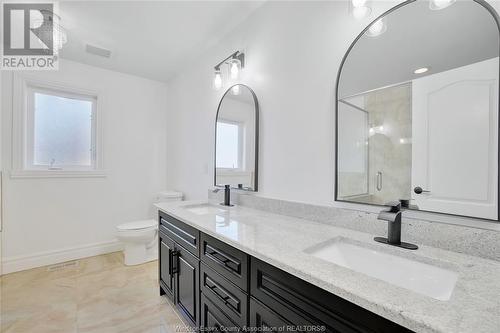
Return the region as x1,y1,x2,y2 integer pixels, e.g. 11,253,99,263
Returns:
336,0,499,220
215,84,259,191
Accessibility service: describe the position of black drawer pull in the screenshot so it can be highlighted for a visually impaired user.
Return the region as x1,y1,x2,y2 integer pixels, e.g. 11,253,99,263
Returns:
161,218,197,245
205,276,240,311
206,244,241,273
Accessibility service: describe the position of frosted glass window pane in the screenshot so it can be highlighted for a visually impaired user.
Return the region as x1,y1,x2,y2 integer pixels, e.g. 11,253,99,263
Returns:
216,122,239,168
33,92,93,167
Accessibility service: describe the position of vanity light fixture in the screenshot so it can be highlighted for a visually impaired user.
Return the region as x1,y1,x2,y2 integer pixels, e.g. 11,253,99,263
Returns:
350,0,371,19
212,51,245,91
414,67,429,74
429,0,456,10
213,69,223,90
229,58,242,80
365,18,387,37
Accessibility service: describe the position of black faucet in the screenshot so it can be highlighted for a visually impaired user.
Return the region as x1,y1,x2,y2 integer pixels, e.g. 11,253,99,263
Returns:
212,185,233,206
223,185,232,206
374,201,418,250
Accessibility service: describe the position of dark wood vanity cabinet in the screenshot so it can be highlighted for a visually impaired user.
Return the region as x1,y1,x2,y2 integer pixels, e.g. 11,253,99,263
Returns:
159,212,414,333
159,212,200,326
250,258,413,333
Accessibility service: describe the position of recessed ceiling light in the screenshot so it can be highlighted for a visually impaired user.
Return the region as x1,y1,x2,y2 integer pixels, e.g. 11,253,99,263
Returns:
414,67,429,74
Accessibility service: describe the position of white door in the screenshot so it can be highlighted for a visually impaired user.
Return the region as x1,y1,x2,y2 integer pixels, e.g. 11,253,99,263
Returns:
412,58,498,220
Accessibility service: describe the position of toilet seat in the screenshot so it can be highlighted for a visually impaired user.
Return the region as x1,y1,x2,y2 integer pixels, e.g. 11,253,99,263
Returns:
117,219,157,231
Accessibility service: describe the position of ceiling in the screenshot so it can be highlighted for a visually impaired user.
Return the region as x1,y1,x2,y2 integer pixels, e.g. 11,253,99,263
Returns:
58,1,265,82
339,0,499,98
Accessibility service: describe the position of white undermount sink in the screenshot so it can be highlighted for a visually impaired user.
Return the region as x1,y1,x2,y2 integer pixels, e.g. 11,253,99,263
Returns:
306,238,458,301
183,203,227,215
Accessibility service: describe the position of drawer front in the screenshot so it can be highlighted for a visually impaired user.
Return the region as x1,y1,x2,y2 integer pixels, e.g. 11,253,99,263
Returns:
251,258,412,333
201,293,239,331
201,233,249,291
159,211,200,257
250,297,314,331
200,263,248,327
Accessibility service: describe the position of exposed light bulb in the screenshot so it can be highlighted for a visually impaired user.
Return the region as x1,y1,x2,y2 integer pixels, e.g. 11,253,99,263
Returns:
366,18,387,37
429,0,456,10
351,0,368,8
352,6,371,19
231,85,240,95
350,0,371,19
229,59,241,80
213,70,222,90
414,67,429,74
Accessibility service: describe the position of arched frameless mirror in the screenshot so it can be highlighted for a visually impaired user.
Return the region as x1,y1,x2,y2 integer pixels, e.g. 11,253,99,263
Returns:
336,0,500,220
215,84,259,191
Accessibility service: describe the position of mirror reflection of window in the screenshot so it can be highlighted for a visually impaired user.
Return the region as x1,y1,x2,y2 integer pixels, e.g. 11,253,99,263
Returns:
215,85,259,191
216,121,242,169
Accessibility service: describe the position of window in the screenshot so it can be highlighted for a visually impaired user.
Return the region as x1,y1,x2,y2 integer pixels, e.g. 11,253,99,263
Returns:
25,86,98,171
216,121,243,169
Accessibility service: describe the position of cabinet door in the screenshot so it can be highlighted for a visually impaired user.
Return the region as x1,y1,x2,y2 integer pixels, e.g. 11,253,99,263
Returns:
201,294,238,331
175,244,200,326
159,232,175,297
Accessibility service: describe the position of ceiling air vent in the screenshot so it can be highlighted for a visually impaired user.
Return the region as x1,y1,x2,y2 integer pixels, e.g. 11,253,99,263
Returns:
85,44,111,58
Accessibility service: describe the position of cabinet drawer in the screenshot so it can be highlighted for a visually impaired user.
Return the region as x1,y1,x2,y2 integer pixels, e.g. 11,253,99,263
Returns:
159,211,200,257
251,258,413,333
201,233,249,291
201,263,248,327
250,297,314,331
201,293,239,331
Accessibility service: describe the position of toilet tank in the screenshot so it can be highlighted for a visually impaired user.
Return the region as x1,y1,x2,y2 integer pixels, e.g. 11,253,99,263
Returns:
156,191,183,203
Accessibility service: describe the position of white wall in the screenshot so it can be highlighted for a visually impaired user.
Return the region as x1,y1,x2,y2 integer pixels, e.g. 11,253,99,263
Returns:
165,1,398,203
1,59,168,273
165,0,500,207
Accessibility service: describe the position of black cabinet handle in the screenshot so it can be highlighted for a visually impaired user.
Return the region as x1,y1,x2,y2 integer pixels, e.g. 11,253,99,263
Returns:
206,244,240,273
171,250,179,274
205,276,240,311
168,248,173,275
414,186,431,194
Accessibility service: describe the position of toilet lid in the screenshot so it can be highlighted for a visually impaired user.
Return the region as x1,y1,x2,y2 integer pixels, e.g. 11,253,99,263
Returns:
117,219,157,231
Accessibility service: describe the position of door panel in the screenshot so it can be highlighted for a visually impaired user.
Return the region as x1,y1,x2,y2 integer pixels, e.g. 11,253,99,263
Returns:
412,57,498,219
175,244,199,325
159,232,174,296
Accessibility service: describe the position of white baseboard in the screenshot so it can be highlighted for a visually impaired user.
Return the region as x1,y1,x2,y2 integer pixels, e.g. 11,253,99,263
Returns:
1,240,123,275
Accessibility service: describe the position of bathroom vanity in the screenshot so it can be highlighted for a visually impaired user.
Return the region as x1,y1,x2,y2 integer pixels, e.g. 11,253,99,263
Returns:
156,201,500,333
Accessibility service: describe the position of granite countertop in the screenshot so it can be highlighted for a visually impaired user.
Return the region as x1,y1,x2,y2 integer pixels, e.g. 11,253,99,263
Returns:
155,200,500,333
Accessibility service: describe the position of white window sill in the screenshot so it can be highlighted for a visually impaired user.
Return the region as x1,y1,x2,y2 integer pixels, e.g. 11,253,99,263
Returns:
10,170,107,179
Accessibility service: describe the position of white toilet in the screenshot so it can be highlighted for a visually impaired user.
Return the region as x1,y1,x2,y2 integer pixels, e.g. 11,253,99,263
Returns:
117,191,183,266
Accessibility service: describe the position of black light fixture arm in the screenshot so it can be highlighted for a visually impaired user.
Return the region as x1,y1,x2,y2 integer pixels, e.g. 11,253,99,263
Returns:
214,51,245,71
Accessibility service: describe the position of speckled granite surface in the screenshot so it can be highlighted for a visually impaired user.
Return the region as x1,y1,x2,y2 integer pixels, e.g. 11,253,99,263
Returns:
156,200,500,333
208,191,500,262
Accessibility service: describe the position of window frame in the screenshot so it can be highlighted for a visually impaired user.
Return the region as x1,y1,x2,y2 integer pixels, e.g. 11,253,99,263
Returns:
11,74,105,178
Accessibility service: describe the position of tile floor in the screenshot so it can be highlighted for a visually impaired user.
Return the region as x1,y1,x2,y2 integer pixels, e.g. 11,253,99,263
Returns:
0,252,187,333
